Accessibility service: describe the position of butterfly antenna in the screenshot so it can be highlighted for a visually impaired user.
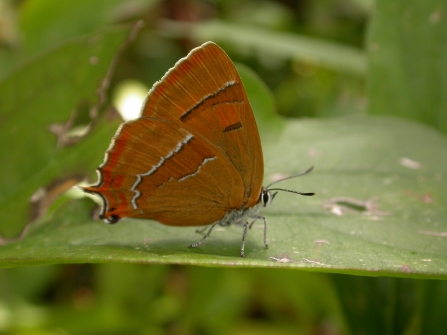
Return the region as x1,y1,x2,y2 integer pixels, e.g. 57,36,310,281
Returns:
265,166,314,191
266,166,315,199
267,188,315,197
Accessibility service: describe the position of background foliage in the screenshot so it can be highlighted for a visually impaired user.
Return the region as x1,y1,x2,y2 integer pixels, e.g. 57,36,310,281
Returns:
0,0,446,334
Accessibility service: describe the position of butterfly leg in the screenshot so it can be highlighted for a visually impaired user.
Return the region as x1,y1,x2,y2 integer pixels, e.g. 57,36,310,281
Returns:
248,214,268,249
240,222,250,257
195,226,208,235
195,221,229,235
188,222,219,249
262,216,268,249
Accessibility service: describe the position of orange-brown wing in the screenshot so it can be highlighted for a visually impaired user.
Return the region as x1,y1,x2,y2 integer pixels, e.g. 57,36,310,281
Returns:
140,42,264,207
82,118,244,225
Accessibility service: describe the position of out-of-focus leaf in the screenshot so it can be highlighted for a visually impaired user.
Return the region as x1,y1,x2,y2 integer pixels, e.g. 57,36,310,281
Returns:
236,63,283,139
162,20,367,76
0,26,132,237
0,0,159,79
368,0,447,133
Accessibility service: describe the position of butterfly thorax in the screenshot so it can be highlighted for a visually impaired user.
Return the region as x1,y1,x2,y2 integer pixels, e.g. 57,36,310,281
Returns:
217,188,272,227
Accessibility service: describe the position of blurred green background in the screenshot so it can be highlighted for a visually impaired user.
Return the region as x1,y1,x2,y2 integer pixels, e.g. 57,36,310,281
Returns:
1,0,446,334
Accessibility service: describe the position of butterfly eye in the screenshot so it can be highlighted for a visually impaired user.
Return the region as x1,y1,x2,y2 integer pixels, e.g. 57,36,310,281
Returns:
262,190,271,207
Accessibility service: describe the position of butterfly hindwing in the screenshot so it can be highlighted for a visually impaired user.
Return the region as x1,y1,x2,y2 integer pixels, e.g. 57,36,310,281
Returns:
83,118,244,225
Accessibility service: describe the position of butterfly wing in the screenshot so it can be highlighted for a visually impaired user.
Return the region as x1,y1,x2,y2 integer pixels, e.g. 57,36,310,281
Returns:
141,42,264,207
83,42,263,225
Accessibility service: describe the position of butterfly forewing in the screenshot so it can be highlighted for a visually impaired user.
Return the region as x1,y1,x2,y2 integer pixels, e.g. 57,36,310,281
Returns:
142,42,264,207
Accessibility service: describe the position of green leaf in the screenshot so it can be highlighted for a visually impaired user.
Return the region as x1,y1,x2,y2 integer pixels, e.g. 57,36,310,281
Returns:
0,26,131,237
1,115,446,279
0,0,160,79
236,63,284,140
368,0,447,133
163,20,367,76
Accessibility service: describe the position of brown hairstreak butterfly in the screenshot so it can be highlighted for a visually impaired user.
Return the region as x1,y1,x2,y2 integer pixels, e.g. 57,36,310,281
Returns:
81,42,314,257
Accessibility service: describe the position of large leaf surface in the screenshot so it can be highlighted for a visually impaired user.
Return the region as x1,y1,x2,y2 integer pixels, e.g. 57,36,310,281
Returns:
1,114,445,279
